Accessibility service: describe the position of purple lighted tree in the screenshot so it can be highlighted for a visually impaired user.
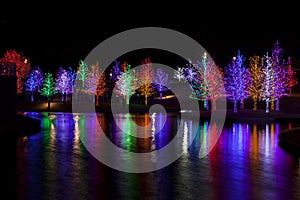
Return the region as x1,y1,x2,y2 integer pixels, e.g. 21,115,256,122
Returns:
271,40,288,111
224,50,252,113
56,67,72,103
110,60,122,82
153,68,170,99
25,67,44,101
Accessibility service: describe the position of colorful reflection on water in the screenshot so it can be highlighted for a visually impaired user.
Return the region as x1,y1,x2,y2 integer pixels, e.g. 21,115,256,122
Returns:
16,112,300,199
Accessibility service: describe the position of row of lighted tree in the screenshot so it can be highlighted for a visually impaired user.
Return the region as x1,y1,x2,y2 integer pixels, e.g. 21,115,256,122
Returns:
171,40,297,113
0,40,297,113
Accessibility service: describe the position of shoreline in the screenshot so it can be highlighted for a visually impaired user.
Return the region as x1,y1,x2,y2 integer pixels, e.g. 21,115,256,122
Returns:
16,101,300,124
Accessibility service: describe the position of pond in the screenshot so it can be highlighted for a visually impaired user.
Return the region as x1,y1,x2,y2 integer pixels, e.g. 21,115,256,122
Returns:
14,112,300,199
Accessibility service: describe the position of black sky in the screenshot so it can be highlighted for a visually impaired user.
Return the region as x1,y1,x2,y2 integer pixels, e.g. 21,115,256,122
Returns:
1,5,300,71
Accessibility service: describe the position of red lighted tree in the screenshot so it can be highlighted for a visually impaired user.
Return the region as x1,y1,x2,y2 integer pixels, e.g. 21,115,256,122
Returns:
1,49,30,93
286,57,298,95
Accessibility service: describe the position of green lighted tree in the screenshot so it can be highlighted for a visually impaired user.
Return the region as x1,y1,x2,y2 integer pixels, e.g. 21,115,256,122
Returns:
41,72,57,110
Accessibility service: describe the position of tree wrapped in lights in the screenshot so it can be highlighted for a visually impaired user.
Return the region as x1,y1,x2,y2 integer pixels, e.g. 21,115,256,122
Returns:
25,67,44,101
249,55,262,110
138,57,155,105
185,55,209,109
95,73,107,105
260,53,275,113
41,72,57,110
190,53,225,110
115,62,137,104
1,49,30,93
196,53,211,109
184,59,197,82
55,67,72,103
110,60,122,82
68,66,77,97
271,40,288,111
85,61,106,104
235,50,252,109
77,60,88,88
153,68,170,99
286,57,298,95
173,66,186,82
224,50,252,113
206,65,225,111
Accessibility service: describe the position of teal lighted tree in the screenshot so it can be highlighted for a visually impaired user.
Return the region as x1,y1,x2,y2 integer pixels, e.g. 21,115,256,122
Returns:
77,60,89,88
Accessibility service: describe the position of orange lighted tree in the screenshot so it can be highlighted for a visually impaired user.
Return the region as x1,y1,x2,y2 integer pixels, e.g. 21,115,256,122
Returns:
249,55,262,110
138,57,155,105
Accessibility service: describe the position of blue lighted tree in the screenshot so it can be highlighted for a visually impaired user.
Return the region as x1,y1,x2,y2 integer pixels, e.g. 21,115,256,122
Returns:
25,66,44,101
224,50,252,113
110,60,122,82
153,68,170,99
235,50,252,109
68,66,77,101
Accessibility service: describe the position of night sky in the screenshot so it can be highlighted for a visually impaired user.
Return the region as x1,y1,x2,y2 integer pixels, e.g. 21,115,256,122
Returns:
1,6,300,71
